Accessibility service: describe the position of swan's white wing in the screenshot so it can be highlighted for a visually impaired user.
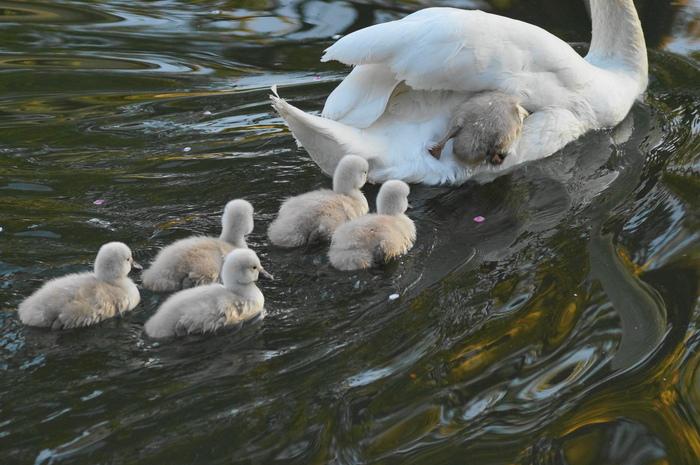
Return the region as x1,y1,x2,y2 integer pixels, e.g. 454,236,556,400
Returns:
322,8,592,125
270,87,385,176
321,64,398,128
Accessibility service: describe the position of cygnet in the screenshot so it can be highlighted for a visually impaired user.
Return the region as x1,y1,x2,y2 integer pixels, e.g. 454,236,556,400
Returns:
329,180,416,270
268,154,369,247
17,242,141,330
142,199,254,292
144,248,273,338
429,91,528,165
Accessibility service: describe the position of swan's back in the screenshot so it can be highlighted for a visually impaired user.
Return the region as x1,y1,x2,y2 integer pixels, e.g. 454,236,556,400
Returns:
269,155,369,247
329,180,415,270
144,285,234,338
142,200,254,292
145,288,266,338
268,189,368,247
142,236,234,292
322,8,591,127
18,242,140,329
329,213,415,270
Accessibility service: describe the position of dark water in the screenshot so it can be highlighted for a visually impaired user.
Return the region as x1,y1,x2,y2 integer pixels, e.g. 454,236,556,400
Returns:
1,0,700,463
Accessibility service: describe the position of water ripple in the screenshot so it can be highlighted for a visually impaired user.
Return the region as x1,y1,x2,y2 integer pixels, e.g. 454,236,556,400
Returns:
0,1,121,24
0,53,201,73
1,2,700,464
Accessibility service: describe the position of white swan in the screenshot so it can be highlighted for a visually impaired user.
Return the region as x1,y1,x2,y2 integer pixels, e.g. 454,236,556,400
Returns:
144,249,273,339
271,0,648,185
18,242,141,330
329,180,416,270
142,199,254,292
268,154,369,247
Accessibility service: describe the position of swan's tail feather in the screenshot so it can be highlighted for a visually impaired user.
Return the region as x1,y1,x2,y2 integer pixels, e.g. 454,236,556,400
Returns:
270,86,380,176
144,307,179,339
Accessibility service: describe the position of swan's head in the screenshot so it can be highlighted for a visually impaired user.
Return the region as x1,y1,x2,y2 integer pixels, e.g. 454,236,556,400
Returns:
222,248,273,287
94,242,140,282
221,199,255,241
333,155,369,194
376,180,410,216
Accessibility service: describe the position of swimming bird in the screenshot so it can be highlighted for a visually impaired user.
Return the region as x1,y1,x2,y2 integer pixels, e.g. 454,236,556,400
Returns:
428,91,529,166
17,242,141,330
271,0,648,185
268,154,369,247
329,180,415,270
142,199,254,292
143,249,273,339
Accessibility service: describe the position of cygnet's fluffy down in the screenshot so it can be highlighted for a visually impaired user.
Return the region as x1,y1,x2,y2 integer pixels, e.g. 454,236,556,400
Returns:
144,249,273,338
18,242,142,330
329,180,416,270
429,91,528,165
142,199,254,292
268,155,369,247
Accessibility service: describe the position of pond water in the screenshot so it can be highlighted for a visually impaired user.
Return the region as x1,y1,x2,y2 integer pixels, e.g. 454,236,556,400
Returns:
1,0,700,463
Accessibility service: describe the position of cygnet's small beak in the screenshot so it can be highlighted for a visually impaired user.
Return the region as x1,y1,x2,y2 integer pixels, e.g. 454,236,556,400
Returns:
406,202,413,210
258,267,274,281
130,258,143,271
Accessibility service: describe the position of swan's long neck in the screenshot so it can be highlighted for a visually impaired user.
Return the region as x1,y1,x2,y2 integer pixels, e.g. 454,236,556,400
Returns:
343,187,366,204
334,175,367,207
221,232,247,248
220,217,250,248
586,0,647,89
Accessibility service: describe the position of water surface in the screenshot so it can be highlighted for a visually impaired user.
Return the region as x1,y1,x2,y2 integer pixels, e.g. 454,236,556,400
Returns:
1,0,700,464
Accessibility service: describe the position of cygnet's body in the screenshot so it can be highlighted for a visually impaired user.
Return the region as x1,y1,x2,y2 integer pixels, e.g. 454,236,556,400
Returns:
142,199,254,292
329,180,416,270
268,155,369,247
429,91,528,165
144,249,273,338
18,242,141,330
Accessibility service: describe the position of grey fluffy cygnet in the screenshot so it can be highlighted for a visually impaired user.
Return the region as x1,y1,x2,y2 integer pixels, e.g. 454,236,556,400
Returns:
142,199,254,292
17,242,142,330
144,249,273,339
329,180,416,270
268,155,369,247
429,91,528,165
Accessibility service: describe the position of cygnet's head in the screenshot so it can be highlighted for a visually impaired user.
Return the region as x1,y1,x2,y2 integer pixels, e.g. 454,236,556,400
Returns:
333,155,369,194
221,199,254,240
376,180,410,216
222,249,273,287
94,242,141,282
474,91,529,125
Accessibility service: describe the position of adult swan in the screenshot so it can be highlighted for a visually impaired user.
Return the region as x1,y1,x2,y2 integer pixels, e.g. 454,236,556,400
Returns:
271,0,648,185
